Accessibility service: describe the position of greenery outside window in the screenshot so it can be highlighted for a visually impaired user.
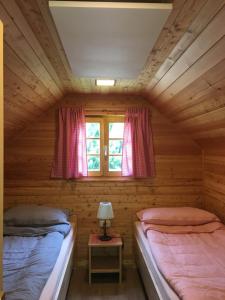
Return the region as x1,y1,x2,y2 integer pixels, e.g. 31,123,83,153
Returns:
86,116,124,176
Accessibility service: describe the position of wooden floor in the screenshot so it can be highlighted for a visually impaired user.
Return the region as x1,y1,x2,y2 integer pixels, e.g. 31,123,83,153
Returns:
66,266,147,300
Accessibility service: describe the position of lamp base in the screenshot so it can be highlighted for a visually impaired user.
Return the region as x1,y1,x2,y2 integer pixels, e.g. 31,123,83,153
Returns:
99,235,112,241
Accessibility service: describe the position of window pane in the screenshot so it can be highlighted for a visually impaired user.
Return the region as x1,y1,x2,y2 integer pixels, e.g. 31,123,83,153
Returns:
86,123,100,138
109,156,122,171
87,156,100,171
109,123,124,138
86,139,100,154
109,140,123,155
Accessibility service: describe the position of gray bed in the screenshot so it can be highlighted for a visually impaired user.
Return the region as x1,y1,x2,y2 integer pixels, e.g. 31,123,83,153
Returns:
3,205,73,300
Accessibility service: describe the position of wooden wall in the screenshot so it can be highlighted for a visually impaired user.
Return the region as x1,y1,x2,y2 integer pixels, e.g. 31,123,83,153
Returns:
0,19,3,292
4,94,202,264
202,143,225,223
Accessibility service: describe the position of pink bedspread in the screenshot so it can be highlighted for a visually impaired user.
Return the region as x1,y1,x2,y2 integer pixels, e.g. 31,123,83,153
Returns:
145,222,225,300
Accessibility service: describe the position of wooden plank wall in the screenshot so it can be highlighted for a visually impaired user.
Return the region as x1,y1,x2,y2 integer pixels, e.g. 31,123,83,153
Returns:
4,94,202,263
0,19,3,291
202,144,225,223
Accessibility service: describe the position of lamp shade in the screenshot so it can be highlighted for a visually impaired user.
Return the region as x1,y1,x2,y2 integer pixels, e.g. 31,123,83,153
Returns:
97,202,114,220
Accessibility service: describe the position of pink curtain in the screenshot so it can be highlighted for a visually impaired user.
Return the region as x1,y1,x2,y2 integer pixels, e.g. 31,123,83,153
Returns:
51,107,87,179
122,107,155,178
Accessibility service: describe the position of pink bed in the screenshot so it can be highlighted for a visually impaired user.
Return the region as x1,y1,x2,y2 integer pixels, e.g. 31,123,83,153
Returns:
139,208,225,300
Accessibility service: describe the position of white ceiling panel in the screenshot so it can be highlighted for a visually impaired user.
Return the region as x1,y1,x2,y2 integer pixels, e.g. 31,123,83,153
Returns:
49,1,172,79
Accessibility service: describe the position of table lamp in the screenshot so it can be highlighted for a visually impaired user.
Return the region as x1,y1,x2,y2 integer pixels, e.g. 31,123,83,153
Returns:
97,202,114,241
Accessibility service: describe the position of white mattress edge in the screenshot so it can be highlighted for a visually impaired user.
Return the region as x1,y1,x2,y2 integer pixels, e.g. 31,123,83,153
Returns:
135,221,179,300
39,223,75,300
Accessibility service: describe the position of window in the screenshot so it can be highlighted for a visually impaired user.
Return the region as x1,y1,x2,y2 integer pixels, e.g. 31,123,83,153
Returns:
86,116,124,176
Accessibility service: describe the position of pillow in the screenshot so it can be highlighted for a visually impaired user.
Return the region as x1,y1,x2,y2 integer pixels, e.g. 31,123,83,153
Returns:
136,207,220,226
4,205,69,226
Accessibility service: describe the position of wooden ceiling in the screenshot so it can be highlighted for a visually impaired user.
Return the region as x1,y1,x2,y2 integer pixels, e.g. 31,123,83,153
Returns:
1,0,225,146
145,0,225,150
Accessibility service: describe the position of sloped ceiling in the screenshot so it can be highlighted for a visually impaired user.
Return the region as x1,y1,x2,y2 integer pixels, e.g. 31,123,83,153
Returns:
1,0,225,147
49,1,172,79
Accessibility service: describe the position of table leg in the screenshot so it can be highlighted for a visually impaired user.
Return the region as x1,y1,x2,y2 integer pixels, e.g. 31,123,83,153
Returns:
88,247,91,284
119,245,122,283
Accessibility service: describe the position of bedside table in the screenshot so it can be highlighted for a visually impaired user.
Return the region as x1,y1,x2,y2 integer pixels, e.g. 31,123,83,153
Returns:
88,234,123,284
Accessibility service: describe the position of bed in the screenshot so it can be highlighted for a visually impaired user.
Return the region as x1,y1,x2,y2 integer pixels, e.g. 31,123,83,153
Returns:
3,205,77,300
134,207,225,300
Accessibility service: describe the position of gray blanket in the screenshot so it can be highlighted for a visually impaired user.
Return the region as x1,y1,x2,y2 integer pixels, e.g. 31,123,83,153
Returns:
3,223,71,300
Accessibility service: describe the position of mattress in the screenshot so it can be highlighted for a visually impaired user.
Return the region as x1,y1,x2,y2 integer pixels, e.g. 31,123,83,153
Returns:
39,223,75,300
135,221,179,300
145,221,225,300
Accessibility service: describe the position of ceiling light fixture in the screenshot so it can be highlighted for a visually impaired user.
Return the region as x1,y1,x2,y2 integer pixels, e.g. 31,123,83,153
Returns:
96,79,115,87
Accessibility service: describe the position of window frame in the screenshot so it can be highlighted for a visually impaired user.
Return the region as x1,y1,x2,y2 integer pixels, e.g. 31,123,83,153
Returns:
86,117,104,177
85,115,124,177
104,116,124,177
